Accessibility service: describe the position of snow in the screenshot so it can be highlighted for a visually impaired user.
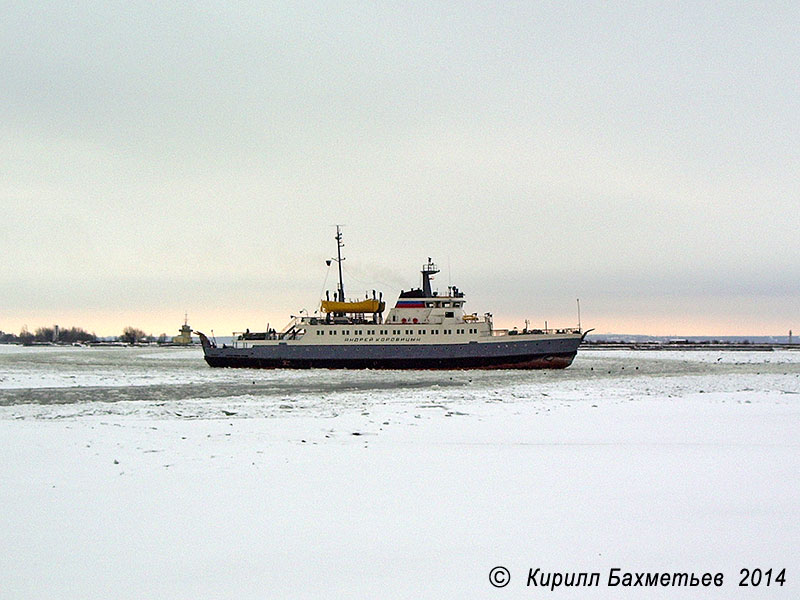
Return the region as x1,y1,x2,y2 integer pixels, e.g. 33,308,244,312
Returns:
1,347,798,598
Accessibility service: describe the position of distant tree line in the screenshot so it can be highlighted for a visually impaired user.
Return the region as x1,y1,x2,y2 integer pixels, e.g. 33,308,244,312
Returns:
0,326,97,345
0,326,171,345
120,327,171,344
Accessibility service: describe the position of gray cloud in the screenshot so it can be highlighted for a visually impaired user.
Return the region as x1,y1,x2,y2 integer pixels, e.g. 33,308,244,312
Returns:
2,2,798,335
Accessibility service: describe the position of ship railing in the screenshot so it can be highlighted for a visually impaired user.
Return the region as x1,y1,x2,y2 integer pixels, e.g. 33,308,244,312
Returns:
492,327,582,336
278,317,300,338
302,315,381,325
231,327,281,347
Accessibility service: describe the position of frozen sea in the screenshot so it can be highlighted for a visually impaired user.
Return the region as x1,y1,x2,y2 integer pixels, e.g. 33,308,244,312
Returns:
1,345,798,599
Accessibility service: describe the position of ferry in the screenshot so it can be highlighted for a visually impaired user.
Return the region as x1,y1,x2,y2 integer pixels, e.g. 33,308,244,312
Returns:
196,228,589,369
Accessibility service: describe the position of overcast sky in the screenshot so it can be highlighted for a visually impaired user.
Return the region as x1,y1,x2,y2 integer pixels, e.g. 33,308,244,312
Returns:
2,2,798,337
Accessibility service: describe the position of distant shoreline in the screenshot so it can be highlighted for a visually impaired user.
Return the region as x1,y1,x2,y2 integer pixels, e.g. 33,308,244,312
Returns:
1,340,796,352
0,341,200,348
583,341,799,351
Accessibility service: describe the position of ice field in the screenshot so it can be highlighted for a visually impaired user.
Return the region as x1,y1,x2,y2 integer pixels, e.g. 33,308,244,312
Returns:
1,345,798,598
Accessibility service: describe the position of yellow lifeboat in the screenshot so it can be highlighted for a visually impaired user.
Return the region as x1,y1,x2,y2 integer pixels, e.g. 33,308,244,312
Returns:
320,299,385,314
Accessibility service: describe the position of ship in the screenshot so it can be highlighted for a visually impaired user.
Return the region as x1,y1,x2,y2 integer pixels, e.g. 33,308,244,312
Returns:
196,228,590,369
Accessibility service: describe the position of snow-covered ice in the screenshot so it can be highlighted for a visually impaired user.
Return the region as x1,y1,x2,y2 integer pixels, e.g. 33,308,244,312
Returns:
1,346,798,598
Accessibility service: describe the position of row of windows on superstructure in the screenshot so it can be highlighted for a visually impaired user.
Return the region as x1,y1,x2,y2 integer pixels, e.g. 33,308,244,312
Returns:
315,328,479,336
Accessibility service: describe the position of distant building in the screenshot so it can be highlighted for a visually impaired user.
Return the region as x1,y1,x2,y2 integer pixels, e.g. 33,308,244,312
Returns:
172,314,193,345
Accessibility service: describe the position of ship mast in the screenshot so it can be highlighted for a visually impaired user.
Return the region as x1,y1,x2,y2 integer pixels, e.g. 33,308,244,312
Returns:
421,257,439,297
335,225,346,302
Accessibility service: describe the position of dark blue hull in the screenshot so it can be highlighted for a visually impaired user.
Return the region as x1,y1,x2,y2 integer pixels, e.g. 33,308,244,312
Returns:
201,336,582,370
